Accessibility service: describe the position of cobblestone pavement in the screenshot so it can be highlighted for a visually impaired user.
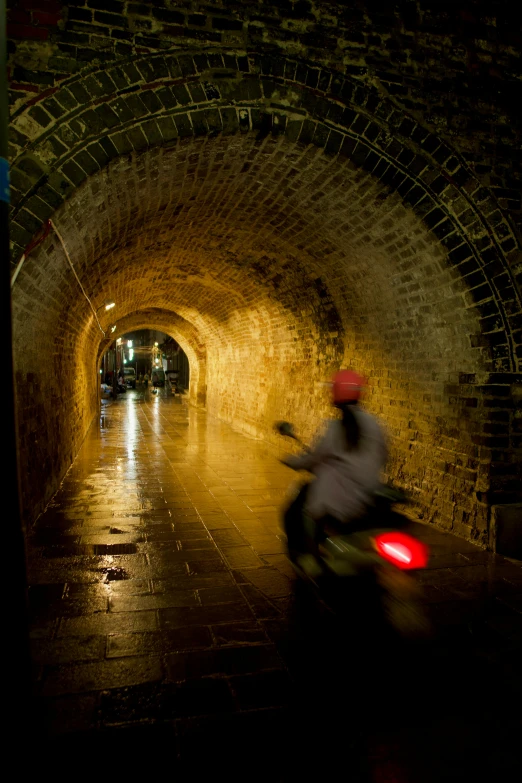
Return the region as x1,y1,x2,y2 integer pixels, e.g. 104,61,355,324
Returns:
27,389,521,780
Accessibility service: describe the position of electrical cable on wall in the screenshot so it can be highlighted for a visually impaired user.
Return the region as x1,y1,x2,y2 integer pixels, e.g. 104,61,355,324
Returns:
50,220,106,336
10,219,51,287
10,218,106,337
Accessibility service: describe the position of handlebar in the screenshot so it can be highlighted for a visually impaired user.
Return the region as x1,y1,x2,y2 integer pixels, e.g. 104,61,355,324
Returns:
274,421,311,453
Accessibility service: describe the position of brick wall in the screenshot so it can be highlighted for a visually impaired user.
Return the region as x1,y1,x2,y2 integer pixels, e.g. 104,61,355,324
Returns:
7,1,521,238
8,1,522,541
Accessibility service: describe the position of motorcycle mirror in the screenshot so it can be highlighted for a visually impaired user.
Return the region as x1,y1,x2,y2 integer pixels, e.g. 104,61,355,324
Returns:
274,421,295,438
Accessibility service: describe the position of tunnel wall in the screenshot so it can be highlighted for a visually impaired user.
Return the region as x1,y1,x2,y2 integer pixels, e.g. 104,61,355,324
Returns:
8,1,522,541
12,243,101,526
11,128,520,541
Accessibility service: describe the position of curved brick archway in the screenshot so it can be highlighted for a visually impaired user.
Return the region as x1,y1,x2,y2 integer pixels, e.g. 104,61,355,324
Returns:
8,6,521,541
99,309,207,407
9,54,520,369
7,2,522,242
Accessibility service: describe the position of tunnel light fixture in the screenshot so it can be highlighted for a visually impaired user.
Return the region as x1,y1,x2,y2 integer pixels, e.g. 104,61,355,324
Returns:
96,299,116,313
110,325,117,333
154,342,158,346
127,340,133,348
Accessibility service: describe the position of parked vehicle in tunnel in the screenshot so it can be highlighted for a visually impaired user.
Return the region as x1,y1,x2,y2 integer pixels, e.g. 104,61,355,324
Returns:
276,420,431,638
123,367,136,389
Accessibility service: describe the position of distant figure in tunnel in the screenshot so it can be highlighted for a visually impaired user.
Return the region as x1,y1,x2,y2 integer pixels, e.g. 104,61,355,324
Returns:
143,372,149,389
281,370,387,574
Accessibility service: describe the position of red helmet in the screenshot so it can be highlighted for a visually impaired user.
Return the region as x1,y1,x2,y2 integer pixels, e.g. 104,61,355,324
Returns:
332,370,365,404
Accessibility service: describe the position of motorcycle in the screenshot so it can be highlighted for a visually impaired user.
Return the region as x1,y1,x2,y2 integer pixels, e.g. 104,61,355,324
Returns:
276,421,431,638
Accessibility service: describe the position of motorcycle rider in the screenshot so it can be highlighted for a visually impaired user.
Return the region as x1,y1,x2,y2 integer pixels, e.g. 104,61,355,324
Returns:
281,370,388,576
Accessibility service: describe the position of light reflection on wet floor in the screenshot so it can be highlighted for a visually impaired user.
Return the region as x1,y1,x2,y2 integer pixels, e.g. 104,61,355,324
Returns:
27,388,521,780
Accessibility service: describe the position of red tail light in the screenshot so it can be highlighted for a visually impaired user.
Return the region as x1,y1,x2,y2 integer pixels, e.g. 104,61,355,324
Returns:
374,532,429,570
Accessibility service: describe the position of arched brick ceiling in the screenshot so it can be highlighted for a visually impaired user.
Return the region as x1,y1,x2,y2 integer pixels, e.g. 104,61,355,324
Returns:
54,133,484,369
9,56,520,371
7,1,521,241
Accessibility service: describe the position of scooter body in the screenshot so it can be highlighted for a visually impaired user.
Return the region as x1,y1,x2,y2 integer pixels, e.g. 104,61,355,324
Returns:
276,422,430,637
321,520,430,637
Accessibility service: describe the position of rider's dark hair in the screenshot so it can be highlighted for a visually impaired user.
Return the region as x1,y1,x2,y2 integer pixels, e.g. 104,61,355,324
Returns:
336,401,361,451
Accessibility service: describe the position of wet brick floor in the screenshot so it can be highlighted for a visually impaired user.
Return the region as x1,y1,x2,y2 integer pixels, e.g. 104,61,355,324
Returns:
27,388,521,780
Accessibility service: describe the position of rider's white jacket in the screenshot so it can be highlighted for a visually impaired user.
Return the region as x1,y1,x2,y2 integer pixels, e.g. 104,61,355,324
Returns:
283,409,388,523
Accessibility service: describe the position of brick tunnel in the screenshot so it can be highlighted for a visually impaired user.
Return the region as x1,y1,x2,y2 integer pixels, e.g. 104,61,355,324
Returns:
6,1,522,776
8,0,521,548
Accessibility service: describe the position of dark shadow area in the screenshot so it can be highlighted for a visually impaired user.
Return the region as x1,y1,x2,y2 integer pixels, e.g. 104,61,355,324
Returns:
273,566,521,782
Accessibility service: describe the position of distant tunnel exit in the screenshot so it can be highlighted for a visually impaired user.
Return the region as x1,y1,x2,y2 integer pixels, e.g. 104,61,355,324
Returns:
100,329,190,393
